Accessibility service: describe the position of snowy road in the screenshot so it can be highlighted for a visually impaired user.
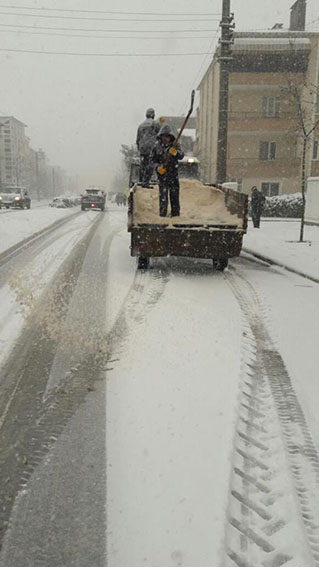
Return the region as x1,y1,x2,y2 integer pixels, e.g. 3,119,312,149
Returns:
0,206,319,566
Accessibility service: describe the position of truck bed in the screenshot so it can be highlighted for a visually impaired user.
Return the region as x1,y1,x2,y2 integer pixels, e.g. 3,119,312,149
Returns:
131,179,245,229
128,179,248,263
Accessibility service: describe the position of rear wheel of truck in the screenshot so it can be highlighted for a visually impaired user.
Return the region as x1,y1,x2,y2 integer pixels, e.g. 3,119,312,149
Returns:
81,205,85,211
213,259,228,272
137,256,150,270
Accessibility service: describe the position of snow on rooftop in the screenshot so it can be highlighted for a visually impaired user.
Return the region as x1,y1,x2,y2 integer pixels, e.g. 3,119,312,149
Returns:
233,37,311,51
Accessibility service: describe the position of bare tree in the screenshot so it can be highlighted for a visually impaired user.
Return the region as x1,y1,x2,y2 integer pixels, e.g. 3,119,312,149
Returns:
283,75,319,242
112,162,128,192
120,144,138,172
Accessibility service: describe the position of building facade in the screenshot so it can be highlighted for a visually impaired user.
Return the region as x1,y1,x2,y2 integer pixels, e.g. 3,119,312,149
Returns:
0,116,28,187
197,27,319,196
0,118,69,198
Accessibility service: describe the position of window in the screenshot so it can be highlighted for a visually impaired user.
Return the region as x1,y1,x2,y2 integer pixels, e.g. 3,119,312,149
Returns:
262,96,280,117
259,141,277,160
313,140,319,161
261,182,280,197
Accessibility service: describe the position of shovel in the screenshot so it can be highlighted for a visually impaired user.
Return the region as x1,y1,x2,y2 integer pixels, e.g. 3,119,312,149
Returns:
158,90,195,175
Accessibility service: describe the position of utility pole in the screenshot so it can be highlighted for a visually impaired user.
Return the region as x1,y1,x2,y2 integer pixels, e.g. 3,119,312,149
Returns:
216,0,234,185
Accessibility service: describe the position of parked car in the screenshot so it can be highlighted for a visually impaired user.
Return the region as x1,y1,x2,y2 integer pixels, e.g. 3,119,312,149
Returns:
0,186,31,209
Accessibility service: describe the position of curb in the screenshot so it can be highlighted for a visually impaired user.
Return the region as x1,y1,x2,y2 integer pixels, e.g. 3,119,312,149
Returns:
242,247,319,285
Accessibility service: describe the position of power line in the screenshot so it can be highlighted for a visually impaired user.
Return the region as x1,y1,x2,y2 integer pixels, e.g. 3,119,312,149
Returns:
0,10,220,22
0,28,216,40
190,32,220,88
0,23,216,34
0,47,210,57
178,31,219,115
0,5,221,16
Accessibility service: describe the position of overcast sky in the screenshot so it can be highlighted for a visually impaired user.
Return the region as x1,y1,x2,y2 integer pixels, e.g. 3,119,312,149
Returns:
0,0,318,188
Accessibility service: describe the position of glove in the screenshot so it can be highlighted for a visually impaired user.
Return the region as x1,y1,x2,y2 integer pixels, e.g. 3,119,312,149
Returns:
157,166,167,175
168,147,177,156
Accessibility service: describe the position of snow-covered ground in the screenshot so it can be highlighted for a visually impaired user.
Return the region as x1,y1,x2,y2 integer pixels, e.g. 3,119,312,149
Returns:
105,223,243,566
234,254,319,450
104,213,319,566
0,204,78,255
1,208,319,566
0,210,98,369
244,219,319,280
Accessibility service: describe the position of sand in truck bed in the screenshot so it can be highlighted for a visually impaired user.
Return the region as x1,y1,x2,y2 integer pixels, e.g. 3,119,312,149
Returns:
132,179,241,227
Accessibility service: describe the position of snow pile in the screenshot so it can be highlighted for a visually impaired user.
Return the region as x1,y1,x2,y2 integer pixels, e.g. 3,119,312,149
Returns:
133,179,242,227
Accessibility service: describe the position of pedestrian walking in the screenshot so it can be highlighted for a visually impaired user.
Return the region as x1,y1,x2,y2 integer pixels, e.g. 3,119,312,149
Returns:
251,186,266,228
152,124,184,217
136,108,160,187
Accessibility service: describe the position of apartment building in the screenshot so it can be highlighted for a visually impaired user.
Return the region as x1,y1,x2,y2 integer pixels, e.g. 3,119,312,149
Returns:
0,119,68,198
0,116,29,186
197,1,319,196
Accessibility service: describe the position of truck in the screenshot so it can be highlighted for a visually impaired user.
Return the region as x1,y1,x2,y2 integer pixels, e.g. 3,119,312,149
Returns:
128,169,248,271
81,187,106,211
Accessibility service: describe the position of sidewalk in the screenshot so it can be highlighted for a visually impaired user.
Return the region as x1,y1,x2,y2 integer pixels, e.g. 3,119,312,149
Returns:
243,219,319,282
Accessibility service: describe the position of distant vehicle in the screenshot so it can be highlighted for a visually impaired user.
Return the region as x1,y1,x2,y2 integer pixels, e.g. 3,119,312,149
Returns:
178,155,200,179
81,188,106,211
0,186,31,209
129,155,200,187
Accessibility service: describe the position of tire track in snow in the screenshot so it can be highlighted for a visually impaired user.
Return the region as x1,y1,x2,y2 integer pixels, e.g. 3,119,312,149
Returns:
223,268,319,567
0,236,169,554
0,214,105,550
105,259,170,365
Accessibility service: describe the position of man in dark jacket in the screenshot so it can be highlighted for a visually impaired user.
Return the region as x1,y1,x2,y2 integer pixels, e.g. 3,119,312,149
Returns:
152,124,184,217
251,186,266,228
136,108,160,186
